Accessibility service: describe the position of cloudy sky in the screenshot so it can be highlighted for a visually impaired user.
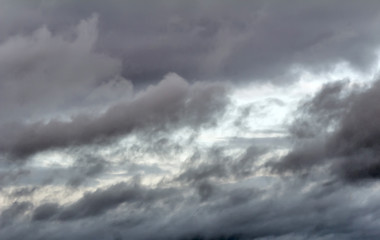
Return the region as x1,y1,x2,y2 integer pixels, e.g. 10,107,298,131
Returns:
2,1,380,239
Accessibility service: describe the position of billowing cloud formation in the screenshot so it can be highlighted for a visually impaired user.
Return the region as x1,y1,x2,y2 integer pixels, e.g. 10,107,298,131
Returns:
273,79,380,181
1,1,380,84
3,1,380,240
2,177,380,240
0,14,126,123
0,73,228,158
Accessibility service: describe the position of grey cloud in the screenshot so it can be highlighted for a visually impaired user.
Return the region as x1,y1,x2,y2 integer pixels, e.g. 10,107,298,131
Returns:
224,136,290,149
58,183,144,220
6,177,378,240
0,73,229,159
0,168,31,187
0,14,126,123
233,105,255,129
233,98,287,131
266,98,286,107
1,201,32,227
2,1,380,240
31,181,176,221
0,165,67,188
288,80,355,139
273,81,354,172
11,186,38,198
1,1,380,85
178,145,266,190
2,164,380,240
66,154,107,187
273,79,380,181
32,203,59,221
328,80,380,180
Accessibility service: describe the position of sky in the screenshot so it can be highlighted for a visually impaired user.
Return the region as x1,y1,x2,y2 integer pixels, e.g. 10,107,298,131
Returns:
2,1,380,239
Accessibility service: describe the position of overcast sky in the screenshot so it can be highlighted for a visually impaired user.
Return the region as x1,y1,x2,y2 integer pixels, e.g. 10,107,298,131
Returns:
2,1,380,240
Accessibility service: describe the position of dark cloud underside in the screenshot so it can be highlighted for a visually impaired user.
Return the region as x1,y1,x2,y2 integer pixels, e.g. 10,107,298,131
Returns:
273,79,380,181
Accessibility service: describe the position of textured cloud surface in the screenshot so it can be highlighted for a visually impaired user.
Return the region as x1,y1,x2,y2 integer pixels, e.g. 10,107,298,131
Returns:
0,72,228,158
274,79,380,181
1,1,380,84
2,1,380,240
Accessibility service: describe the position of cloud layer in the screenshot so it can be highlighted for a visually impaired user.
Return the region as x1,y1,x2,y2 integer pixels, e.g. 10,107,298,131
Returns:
0,72,228,158
1,1,380,84
2,1,380,240
273,79,380,182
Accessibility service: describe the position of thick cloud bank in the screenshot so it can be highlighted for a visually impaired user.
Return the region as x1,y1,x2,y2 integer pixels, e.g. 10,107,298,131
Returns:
1,1,380,84
274,79,380,181
0,14,124,123
2,1,380,240
0,73,228,158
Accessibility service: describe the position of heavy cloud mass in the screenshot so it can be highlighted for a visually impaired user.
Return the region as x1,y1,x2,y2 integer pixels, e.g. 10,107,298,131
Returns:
2,1,380,240
0,72,228,158
1,1,380,84
274,79,380,181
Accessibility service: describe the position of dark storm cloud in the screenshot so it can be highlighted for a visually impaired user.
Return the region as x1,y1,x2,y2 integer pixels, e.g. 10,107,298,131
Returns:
0,73,228,158
273,78,380,181
1,1,380,85
3,176,380,240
